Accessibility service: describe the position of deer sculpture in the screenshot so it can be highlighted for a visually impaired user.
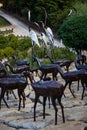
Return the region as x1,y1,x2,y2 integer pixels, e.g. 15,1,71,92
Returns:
76,53,86,65
81,77,87,100
0,62,17,100
5,61,30,74
56,64,87,99
75,59,87,70
33,56,59,80
5,61,38,78
27,71,65,125
12,54,30,66
0,68,28,110
45,55,73,72
74,55,87,91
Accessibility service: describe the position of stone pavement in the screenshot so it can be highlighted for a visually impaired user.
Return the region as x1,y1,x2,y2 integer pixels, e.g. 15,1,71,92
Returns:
0,73,87,130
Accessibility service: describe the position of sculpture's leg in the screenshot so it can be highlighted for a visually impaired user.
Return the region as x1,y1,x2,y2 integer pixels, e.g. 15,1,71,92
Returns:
57,98,65,123
48,96,50,108
77,80,80,91
3,98,9,108
34,94,39,121
6,90,17,100
43,97,47,119
53,73,57,81
0,88,9,109
44,73,47,79
22,91,26,108
52,71,58,80
66,63,70,72
51,97,58,125
69,82,76,98
81,81,85,100
63,82,68,97
55,72,58,80
18,90,22,111
11,90,17,99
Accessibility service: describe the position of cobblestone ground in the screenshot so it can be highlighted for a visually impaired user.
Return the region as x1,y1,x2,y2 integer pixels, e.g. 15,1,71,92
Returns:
0,64,87,130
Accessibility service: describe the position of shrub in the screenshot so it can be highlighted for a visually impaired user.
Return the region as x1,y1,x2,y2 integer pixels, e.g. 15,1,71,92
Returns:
53,47,75,60
0,49,4,59
4,47,15,58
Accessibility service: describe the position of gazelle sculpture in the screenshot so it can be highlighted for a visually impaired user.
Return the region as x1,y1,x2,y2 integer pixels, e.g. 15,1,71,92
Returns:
45,55,73,71
56,64,87,99
12,54,30,66
0,68,28,110
27,71,65,125
33,56,59,80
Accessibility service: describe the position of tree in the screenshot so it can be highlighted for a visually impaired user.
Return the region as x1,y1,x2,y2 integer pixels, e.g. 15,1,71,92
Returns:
2,0,74,31
57,2,87,53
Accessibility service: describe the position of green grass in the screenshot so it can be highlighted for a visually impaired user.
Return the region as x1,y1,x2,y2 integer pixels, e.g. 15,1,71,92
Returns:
0,16,10,27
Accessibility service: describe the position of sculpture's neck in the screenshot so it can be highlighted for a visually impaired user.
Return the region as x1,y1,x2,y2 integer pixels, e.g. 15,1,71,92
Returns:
35,57,41,67
57,65,65,78
48,55,54,63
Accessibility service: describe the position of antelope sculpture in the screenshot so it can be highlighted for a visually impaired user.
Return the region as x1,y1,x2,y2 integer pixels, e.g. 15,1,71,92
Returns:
12,54,30,66
27,71,65,125
45,55,73,72
75,55,87,91
76,53,86,65
75,59,87,70
5,61,29,74
4,61,38,81
56,64,87,99
0,68,28,110
33,56,59,80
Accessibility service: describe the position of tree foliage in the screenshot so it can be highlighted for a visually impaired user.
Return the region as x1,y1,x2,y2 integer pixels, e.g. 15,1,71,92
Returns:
2,0,75,31
57,2,87,52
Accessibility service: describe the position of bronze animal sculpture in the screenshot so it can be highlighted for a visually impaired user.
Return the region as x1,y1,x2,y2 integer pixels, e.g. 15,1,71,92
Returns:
81,78,87,99
28,72,65,125
0,69,28,110
45,55,73,71
75,59,87,70
33,56,59,80
12,54,30,66
0,62,17,99
5,60,38,78
74,54,87,90
5,61,30,74
56,64,87,99
76,54,86,65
